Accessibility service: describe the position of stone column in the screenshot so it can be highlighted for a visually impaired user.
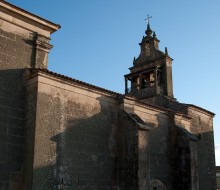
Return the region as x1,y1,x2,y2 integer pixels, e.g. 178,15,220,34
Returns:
35,34,53,69
154,68,159,95
137,74,142,91
125,78,128,94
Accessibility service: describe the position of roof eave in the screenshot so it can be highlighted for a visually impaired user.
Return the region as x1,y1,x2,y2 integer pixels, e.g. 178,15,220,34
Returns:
0,1,61,34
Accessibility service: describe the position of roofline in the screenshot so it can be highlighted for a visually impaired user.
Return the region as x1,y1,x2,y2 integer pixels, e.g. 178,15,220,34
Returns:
131,54,173,71
25,70,208,120
27,68,121,97
123,95,191,120
183,104,215,117
0,1,61,34
125,65,158,78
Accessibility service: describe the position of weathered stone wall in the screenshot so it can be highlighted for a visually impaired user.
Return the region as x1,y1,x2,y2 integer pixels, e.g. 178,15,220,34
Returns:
123,99,172,189
1,3,217,189
138,129,149,190
117,111,138,189
171,126,192,190
168,101,216,189
0,7,56,188
148,115,172,190
0,23,35,189
27,74,119,189
24,77,38,190
186,107,216,190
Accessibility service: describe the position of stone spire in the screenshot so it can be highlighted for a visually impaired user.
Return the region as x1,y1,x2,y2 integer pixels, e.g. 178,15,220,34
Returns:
145,14,153,36
145,23,152,36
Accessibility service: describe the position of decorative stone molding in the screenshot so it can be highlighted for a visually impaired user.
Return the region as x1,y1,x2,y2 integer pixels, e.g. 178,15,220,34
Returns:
35,35,53,53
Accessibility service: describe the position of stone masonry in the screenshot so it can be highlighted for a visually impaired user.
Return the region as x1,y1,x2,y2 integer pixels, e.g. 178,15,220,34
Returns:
0,1,217,190
0,1,60,189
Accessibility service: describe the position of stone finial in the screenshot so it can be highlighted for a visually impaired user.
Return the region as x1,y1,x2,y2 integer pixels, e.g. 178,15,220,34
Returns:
165,47,168,55
133,57,136,65
145,23,152,36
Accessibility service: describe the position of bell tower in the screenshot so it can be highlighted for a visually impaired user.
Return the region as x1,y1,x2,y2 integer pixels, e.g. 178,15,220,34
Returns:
124,19,174,105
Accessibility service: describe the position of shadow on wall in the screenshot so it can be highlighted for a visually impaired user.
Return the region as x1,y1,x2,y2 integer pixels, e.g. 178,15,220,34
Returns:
0,76,215,190
32,98,162,190
148,112,216,190
31,96,216,190
0,28,39,189
170,123,216,190
32,96,119,190
0,69,28,190
147,115,171,190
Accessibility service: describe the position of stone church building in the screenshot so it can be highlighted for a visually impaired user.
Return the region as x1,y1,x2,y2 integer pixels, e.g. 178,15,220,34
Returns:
0,1,217,190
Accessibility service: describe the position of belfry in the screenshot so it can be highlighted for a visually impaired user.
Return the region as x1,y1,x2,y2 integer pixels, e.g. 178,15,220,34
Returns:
125,20,174,106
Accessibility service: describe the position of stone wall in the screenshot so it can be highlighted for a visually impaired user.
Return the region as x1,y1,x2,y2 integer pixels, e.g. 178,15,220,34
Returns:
186,107,216,190
147,113,172,190
26,73,120,189
123,98,172,189
168,101,216,189
0,2,217,189
117,111,139,189
0,3,58,188
0,23,35,189
24,76,38,190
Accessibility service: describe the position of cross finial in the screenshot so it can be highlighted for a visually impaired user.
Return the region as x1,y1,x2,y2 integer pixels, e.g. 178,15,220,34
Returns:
145,14,152,36
145,14,152,24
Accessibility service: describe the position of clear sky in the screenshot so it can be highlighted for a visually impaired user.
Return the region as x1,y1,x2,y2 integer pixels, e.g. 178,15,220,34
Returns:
6,0,220,165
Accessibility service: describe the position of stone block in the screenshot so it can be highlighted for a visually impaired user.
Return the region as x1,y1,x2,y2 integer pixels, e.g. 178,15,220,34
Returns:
0,164,10,181
7,126,24,137
0,29,15,40
8,144,23,156
7,135,24,145
0,124,7,134
0,134,7,144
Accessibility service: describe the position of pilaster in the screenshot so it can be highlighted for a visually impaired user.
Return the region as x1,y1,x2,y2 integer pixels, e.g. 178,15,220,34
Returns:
35,34,53,69
164,57,174,97
138,129,150,190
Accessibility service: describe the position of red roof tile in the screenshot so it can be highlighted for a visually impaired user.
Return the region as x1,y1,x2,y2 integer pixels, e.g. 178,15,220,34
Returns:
30,68,121,96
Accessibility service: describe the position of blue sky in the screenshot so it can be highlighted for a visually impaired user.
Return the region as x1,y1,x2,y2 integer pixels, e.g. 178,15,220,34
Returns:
7,0,220,164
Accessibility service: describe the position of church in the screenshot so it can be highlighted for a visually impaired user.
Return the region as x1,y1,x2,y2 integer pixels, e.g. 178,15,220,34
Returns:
0,1,217,190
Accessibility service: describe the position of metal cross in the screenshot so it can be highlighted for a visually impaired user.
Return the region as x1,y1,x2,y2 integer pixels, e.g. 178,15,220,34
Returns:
145,14,152,24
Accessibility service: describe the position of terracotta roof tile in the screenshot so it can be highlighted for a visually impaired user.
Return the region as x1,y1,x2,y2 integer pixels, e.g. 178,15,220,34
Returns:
30,68,121,96
30,69,176,113
28,69,205,119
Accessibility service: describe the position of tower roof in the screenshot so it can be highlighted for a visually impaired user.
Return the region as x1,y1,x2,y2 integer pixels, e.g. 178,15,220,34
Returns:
145,23,153,36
